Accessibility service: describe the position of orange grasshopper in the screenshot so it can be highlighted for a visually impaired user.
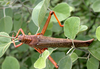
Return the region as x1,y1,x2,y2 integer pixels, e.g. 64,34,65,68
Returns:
12,11,94,69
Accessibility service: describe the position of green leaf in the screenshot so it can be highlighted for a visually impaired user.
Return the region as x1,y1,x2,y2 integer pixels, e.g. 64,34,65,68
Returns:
2,56,20,69
51,3,70,22
32,0,50,27
0,16,12,33
69,6,75,12
88,41,100,60
0,1,8,6
21,66,27,69
0,9,4,19
30,65,35,69
96,26,100,41
30,0,36,4
70,52,78,62
66,0,82,6
58,56,72,69
91,1,100,12
34,48,54,69
0,32,11,57
89,0,99,3
48,48,56,54
5,8,13,17
42,50,50,59
52,23,62,33
21,21,27,32
16,43,29,52
34,50,49,69
50,52,66,69
14,14,22,32
64,17,80,39
44,29,52,36
79,25,88,32
34,57,46,69
43,59,51,69
31,53,40,64
87,57,99,69
51,52,65,62
28,20,38,34
47,22,53,30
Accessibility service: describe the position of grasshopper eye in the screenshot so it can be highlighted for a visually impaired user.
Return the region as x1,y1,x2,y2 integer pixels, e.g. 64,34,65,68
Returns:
19,40,21,42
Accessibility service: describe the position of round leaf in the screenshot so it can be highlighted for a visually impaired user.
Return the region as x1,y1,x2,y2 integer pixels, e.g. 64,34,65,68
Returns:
70,52,78,62
34,57,46,69
42,50,50,59
28,20,38,34
88,41,100,60
48,48,56,54
79,25,88,32
51,52,65,63
52,23,62,33
44,30,52,36
64,17,80,39
34,50,49,69
14,14,22,31
32,0,50,27
34,48,55,69
0,16,12,33
2,56,20,69
96,26,100,41
31,53,40,64
5,8,13,17
0,9,4,19
0,32,11,57
66,0,82,6
87,57,99,69
58,56,72,69
17,43,29,52
49,52,66,69
51,3,70,22
91,1,100,12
